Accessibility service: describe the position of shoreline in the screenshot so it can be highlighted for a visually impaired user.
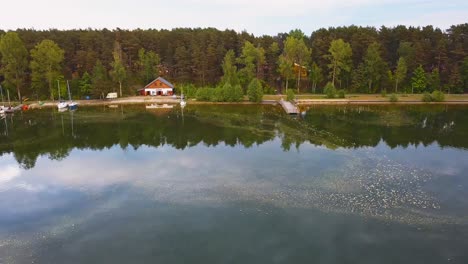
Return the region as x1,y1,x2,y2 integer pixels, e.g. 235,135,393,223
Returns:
8,96,468,109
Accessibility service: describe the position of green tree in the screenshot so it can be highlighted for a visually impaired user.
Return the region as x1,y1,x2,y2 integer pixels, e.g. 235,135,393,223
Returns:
278,54,294,92
138,48,160,84
363,42,386,93
91,59,109,98
428,68,441,92
221,50,240,87
109,42,126,97
309,63,323,93
283,36,311,93
223,83,243,102
247,78,263,102
461,57,468,92
238,41,265,87
30,39,64,100
327,39,352,87
393,57,407,93
79,72,92,96
411,65,427,93
0,32,28,101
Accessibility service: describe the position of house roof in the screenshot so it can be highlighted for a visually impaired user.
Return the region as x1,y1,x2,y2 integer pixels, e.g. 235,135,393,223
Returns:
144,77,174,89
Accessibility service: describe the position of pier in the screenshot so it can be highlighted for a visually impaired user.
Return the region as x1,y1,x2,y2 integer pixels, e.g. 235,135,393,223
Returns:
279,99,299,115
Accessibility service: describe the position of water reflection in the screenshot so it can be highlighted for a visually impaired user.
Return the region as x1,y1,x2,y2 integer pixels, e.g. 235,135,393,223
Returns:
1,105,468,263
1,105,467,170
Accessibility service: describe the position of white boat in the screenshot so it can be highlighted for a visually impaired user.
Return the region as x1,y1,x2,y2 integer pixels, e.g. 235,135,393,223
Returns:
0,85,6,114
57,80,68,110
66,80,78,111
180,93,186,107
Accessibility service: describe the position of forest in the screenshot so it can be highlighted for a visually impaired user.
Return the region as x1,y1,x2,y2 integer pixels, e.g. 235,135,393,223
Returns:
0,24,467,101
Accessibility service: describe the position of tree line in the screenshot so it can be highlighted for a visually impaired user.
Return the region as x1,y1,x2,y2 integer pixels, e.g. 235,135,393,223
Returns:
0,25,467,101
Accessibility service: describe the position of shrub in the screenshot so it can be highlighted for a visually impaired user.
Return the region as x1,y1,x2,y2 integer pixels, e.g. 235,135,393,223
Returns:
323,82,336,99
389,94,398,102
195,87,212,101
337,89,346,98
422,92,432,102
223,83,243,102
183,84,198,99
431,90,445,102
286,89,295,101
381,89,387,97
247,78,264,102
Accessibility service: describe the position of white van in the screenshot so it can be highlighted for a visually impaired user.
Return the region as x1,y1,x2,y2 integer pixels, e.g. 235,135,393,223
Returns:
106,92,118,99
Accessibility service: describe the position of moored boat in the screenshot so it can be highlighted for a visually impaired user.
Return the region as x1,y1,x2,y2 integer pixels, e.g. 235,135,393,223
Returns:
57,80,68,110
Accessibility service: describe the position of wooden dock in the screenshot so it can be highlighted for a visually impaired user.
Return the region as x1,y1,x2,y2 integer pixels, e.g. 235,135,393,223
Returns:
278,99,299,115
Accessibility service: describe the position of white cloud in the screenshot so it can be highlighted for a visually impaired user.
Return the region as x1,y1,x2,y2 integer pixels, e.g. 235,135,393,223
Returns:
0,164,21,184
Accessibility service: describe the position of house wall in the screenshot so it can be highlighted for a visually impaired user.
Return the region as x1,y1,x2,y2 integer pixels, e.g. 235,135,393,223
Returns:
143,88,174,96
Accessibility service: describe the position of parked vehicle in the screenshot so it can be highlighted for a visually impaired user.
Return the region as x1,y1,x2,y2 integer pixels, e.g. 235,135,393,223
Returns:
106,92,118,99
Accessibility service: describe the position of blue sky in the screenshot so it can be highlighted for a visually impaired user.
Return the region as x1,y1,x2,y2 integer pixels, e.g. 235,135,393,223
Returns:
2,0,467,35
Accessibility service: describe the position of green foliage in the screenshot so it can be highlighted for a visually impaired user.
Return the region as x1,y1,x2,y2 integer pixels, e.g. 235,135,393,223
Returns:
381,89,387,97
1,26,467,99
79,72,92,96
324,82,336,99
247,78,264,103
286,89,295,101
431,90,445,102
363,42,387,93
422,92,432,102
278,54,294,91
109,42,126,97
428,68,440,92
138,48,160,84
282,36,312,93
393,57,408,93
221,50,240,87
194,83,243,102
179,83,197,99
327,39,352,86
309,62,323,93
30,39,65,100
337,89,346,98
238,41,265,87
195,87,213,101
0,32,28,100
223,83,244,102
411,65,427,93
389,94,398,102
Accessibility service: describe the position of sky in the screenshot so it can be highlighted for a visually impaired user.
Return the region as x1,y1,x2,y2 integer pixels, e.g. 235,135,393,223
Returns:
1,0,467,35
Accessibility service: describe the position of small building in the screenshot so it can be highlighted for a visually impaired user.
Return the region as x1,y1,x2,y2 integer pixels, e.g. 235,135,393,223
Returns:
138,77,175,96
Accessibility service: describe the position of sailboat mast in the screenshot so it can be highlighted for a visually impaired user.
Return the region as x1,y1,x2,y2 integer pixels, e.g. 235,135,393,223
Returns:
7,89,11,107
67,80,72,101
57,80,61,101
0,85,4,104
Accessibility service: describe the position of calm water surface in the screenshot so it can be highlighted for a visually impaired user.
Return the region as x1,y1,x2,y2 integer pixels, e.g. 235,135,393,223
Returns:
0,105,467,263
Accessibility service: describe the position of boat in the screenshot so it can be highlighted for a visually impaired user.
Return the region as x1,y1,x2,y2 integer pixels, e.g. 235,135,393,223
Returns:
3,88,20,114
180,93,186,107
57,80,68,110
0,85,6,114
66,80,78,111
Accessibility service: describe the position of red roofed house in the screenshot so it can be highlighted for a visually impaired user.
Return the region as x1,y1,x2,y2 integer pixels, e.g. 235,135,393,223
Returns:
138,77,175,96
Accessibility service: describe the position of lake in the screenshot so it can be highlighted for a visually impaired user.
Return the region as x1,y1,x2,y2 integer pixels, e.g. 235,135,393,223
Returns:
0,104,467,263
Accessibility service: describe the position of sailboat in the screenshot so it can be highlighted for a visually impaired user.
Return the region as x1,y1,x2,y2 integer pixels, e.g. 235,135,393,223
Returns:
66,80,78,110
57,80,68,110
4,89,16,114
0,85,5,115
180,93,186,108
